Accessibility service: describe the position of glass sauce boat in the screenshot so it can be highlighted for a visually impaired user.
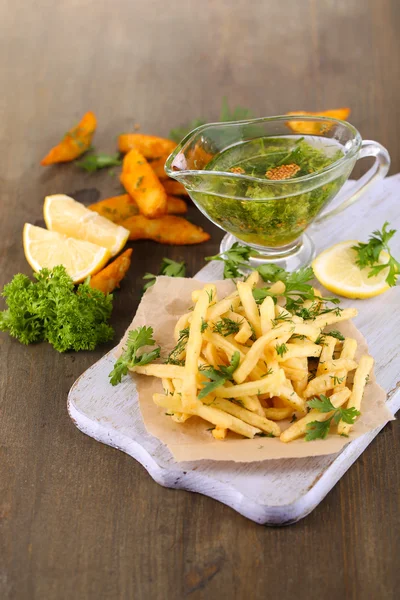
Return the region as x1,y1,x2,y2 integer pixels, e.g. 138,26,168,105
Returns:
165,115,390,269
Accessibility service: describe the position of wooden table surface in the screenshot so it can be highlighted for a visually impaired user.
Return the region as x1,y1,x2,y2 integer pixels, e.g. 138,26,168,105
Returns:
0,1,399,598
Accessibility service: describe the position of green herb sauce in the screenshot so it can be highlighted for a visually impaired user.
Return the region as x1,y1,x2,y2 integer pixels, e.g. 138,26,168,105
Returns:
192,136,348,247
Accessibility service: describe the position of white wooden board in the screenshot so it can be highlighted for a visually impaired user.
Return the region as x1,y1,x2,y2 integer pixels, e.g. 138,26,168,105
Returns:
68,175,400,525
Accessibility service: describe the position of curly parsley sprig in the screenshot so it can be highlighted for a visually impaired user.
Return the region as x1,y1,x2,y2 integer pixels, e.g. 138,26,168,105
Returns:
143,257,186,291
352,222,399,287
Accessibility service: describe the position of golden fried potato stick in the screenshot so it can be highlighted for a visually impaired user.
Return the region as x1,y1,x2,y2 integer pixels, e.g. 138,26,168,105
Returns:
264,407,294,421
153,393,261,438
233,323,295,383
213,369,285,398
292,357,308,397
132,364,186,379
311,308,358,328
337,355,374,436
212,427,228,440
182,284,216,410
237,281,262,338
318,358,358,374
280,388,351,442
277,342,322,361
121,214,210,245
118,134,176,158
223,310,253,344
162,179,189,197
316,335,337,375
89,248,132,295
202,396,281,437
260,296,275,335
41,111,97,165
89,194,187,223
334,338,357,393
121,149,167,218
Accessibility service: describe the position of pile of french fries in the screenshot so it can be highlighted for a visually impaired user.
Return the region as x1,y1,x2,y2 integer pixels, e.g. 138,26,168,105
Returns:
88,134,210,245
130,271,374,443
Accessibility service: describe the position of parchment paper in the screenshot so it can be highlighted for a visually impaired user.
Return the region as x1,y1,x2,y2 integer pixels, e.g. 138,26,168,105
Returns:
117,276,394,462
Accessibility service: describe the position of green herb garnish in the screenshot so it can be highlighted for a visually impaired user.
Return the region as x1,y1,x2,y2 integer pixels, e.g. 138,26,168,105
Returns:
76,152,122,172
109,326,160,385
165,327,189,366
143,258,186,291
328,330,345,341
206,242,260,278
352,222,400,287
275,343,288,358
305,394,360,441
198,351,240,399
0,266,113,352
213,317,241,337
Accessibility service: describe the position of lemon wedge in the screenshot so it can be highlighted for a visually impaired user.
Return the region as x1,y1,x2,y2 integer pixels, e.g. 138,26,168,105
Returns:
44,194,129,256
23,224,111,283
312,240,390,299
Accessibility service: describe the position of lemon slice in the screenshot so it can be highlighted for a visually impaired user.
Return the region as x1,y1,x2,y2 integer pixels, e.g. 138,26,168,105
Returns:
312,240,390,299
44,194,129,256
23,223,111,283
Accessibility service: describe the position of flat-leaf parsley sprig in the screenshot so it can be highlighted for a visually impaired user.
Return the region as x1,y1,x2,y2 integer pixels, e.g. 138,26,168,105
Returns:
305,394,360,441
198,351,240,399
109,326,160,385
143,257,186,291
205,242,261,279
352,222,400,287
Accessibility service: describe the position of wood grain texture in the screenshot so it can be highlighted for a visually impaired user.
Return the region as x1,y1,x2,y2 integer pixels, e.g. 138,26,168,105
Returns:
0,0,399,599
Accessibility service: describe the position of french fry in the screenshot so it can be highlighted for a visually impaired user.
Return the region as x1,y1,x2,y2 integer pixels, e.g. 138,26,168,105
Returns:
132,364,185,378
222,310,253,344
121,214,210,245
277,342,322,361
207,295,240,321
286,108,351,135
212,426,228,440
311,308,358,328
318,358,358,374
162,180,189,197
270,383,306,412
162,378,175,395
149,155,170,179
316,335,336,375
260,296,275,335
237,281,262,338
264,407,294,420
182,284,216,410
118,134,176,158
280,388,351,442
292,357,308,397
213,369,285,398
290,323,321,342
245,270,260,288
153,393,261,438
281,365,309,382
121,149,167,218
337,355,374,436
89,248,132,294
303,369,354,398
174,312,191,341
233,323,295,383
221,381,265,416
202,396,281,437
334,338,357,392
41,111,97,165
269,281,286,295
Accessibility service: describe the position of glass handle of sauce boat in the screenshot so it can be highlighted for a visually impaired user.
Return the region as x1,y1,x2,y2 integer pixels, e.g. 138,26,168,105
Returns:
313,140,391,225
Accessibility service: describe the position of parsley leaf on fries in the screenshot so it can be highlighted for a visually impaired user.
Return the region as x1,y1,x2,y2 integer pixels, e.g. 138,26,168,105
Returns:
305,394,360,441
109,326,160,385
198,351,240,399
